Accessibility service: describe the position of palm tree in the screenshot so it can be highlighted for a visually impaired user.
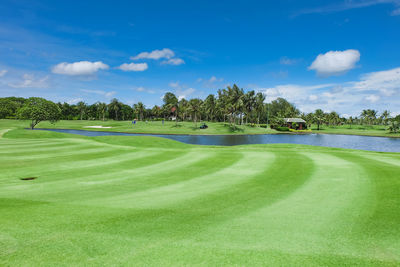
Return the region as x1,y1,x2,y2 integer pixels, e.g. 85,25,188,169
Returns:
97,102,107,121
151,105,161,119
243,90,256,124
76,101,87,120
108,98,120,120
133,102,145,121
178,98,188,121
227,84,244,125
188,98,202,127
388,121,399,133
381,110,390,125
254,92,265,126
203,94,216,122
313,109,324,130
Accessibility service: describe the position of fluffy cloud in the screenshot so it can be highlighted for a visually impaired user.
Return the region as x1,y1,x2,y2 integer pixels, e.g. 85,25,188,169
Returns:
177,88,196,100
8,74,49,88
365,95,380,103
258,66,400,115
118,63,148,71
52,61,109,76
131,48,174,60
308,49,360,76
0,70,7,77
161,58,185,65
352,67,400,95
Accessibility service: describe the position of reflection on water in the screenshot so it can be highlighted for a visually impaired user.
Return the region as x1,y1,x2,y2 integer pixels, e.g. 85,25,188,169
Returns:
35,128,400,153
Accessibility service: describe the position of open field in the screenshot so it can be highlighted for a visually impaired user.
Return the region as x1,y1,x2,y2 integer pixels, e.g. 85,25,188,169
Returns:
1,122,400,266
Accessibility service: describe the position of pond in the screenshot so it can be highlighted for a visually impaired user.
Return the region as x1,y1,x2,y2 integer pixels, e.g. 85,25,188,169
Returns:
35,128,400,153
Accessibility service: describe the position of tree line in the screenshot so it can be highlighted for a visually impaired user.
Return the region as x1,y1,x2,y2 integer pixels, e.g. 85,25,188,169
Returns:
1,84,399,131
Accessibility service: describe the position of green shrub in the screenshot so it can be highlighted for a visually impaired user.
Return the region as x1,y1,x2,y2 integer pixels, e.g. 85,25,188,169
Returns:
276,126,289,131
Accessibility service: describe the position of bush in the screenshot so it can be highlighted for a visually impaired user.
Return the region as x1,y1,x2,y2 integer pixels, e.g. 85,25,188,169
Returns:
259,124,268,128
276,126,289,131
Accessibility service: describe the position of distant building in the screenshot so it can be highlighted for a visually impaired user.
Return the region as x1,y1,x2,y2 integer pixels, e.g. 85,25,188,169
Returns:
284,118,307,130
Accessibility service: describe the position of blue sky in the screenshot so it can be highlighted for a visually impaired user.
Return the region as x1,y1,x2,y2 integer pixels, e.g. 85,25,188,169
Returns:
0,0,400,116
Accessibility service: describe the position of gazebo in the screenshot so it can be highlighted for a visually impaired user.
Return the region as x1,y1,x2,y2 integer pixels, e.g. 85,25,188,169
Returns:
283,118,307,130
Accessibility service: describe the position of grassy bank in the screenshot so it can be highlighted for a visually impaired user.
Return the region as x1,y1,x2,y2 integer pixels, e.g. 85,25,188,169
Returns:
2,119,399,138
0,122,399,266
311,124,400,138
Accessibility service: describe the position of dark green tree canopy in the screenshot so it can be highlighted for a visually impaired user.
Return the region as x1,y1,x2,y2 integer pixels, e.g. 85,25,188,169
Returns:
17,97,61,129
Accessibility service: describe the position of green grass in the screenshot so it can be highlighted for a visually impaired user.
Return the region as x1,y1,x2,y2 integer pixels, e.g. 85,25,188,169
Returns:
2,119,399,137
0,121,400,266
311,124,400,138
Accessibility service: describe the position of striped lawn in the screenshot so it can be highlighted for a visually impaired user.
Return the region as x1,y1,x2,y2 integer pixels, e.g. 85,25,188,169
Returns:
0,128,399,266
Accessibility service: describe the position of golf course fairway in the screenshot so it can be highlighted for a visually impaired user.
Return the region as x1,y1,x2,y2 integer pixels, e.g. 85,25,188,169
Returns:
1,128,399,266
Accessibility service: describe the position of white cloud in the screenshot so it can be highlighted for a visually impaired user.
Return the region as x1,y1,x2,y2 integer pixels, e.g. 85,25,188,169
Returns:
258,66,400,116
260,83,334,103
309,94,318,101
352,67,400,94
365,94,380,103
67,98,83,104
161,58,185,65
280,57,299,65
209,76,224,83
134,87,155,94
8,74,49,88
176,88,196,100
118,62,148,72
52,61,109,76
308,49,360,77
169,81,180,88
131,48,175,60
0,70,7,77
81,89,116,98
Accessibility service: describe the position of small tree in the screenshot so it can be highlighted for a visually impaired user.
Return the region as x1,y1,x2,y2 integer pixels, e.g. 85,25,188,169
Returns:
388,121,399,133
17,97,61,129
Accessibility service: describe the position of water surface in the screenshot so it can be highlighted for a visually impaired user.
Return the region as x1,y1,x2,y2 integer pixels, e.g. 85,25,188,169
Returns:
36,128,400,152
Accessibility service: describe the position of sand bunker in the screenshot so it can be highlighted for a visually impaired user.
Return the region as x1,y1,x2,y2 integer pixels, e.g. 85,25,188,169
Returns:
83,126,112,129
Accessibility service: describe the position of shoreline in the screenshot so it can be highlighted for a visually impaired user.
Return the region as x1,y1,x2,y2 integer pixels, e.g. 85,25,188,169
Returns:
34,127,400,139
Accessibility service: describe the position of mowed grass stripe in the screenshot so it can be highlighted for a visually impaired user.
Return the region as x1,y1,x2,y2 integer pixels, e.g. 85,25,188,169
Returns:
205,152,371,257
80,150,248,207
0,149,155,182
332,152,400,263
0,150,195,201
86,151,312,240
96,151,275,209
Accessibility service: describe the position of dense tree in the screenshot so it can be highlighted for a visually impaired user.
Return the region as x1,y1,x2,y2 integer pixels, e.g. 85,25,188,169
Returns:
133,102,145,121
97,102,107,121
243,90,256,124
108,98,121,120
188,98,202,126
203,94,216,122
76,101,87,120
17,97,61,129
0,98,20,119
313,109,325,130
254,92,265,126
269,98,299,119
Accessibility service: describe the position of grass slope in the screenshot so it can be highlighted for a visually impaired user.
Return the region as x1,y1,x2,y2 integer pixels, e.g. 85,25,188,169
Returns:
0,126,399,266
2,119,399,137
